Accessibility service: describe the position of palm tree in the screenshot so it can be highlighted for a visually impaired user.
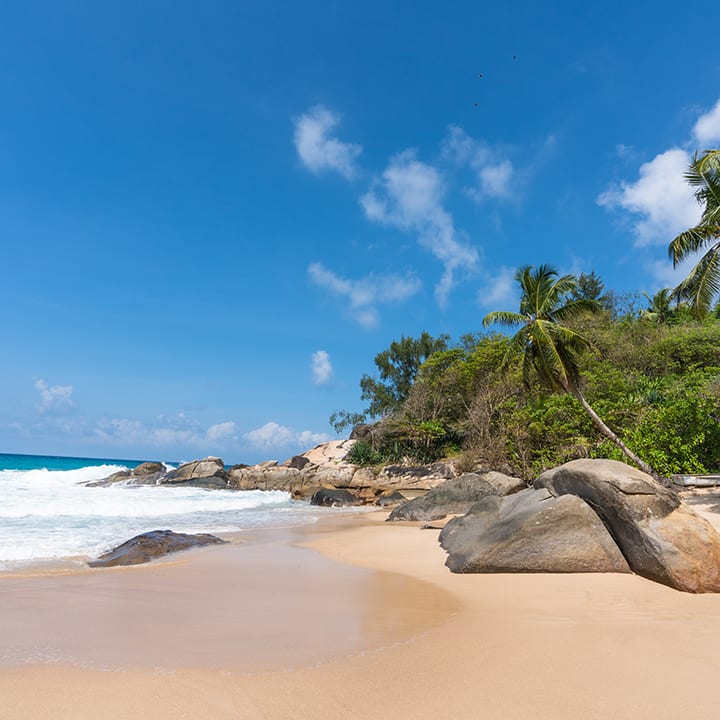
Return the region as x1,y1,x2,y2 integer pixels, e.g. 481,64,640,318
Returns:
641,288,675,323
669,149,720,318
483,264,656,477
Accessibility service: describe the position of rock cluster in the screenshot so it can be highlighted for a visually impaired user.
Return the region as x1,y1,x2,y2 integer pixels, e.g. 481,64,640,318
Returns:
90,441,462,505
431,458,720,593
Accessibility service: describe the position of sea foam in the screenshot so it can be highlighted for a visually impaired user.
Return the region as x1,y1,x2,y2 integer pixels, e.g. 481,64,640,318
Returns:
0,464,328,570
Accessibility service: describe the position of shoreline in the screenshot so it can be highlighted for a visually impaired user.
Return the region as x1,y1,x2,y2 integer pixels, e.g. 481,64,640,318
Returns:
4,509,720,718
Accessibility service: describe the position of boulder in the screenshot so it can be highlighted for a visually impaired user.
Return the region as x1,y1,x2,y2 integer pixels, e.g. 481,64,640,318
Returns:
375,491,407,507
310,488,360,507
388,472,525,521
163,457,227,484
287,455,311,470
88,530,226,568
84,470,132,487
133,461,165,477
166,476,230,490
440,488,630,574
536,459,720,593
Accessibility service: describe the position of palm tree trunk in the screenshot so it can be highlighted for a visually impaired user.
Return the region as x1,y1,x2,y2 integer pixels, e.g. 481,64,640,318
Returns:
568,387,660,481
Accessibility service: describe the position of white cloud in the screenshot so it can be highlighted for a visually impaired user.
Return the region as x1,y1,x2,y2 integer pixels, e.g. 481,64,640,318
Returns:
360,149,478,305
94,414,238,449
693,99,720,145
597,148,700,246
477,266,518,309
206,421,237,443
442,126,514,200
34,379,74,413
311,350,333,385
308,262,421,327
244,421,331,450
293,105,362,180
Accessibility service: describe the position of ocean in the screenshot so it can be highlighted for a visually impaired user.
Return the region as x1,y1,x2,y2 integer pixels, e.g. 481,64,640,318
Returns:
0,452,346,571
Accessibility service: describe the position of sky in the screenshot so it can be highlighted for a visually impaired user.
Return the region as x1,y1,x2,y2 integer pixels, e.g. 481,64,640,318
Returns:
2,0,720,464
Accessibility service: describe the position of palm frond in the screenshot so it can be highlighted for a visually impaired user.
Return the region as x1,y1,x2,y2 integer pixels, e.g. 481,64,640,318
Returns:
672,242,720,318
552,298,601,322
482,310,526,328
668,224,720,264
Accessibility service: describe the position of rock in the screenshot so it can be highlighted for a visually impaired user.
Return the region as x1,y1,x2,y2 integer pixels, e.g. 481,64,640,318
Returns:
88,530,226,568
440,488,630,574
133,461,165,477
375,460,462,492
536,458,720,593
310,488,360,507
166,476,230,489
299,440,355,465
163,457,227,484
375,491,407,507
350,423,372,440
287,455,310,470
84,470,132,487
388,472,525,521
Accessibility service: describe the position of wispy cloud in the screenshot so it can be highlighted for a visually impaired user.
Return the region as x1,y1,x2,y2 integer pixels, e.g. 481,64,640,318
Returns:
34,379,74,413
308,262,421,328
360,149,478,306
442,125,514,200
293,105,362,180
477,266,518,309
94,413,238,449
244,421,331,450
311,350,333,385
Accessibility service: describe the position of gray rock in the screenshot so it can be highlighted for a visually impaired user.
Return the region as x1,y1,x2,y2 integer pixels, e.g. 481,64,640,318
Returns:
163,457,227,484
166,476,230,489
88,530,226,567
440,488,630,574
375,491,407,507
287,455,311,470
536,458,720,592
310,488,360,507
387,472,525,521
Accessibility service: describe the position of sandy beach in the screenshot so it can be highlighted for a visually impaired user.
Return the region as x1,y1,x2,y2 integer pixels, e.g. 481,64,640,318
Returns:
4,507,720,719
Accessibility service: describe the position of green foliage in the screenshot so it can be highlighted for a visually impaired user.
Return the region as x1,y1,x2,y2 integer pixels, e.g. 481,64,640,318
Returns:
669,149,720,318
346,440,383,466
359,332,449,418
328,410,366,434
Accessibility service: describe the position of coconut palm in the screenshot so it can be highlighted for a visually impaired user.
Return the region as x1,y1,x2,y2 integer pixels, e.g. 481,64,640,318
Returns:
641,287,675,323
669,149,720,318
483,264,656,477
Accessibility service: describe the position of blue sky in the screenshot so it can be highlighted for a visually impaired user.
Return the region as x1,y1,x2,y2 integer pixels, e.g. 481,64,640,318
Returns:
2,0,719,463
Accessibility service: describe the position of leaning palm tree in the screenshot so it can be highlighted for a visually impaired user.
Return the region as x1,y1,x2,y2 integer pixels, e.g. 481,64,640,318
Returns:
669,149,720,318
483,264,656,477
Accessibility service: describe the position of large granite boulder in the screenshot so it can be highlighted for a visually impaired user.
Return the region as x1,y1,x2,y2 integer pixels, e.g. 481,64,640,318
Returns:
440,488,630,574
388,471,525,521
163,457,227,484
88,530,226,567
536,459,720,593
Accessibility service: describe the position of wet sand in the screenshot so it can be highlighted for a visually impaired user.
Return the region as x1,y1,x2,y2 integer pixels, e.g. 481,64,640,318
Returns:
3,510,720,719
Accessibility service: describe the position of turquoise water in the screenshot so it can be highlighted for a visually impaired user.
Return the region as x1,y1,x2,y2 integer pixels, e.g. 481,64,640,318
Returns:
0,452,148,472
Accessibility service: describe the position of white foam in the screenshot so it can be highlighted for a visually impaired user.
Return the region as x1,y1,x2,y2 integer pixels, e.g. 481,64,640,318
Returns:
0,465,334,570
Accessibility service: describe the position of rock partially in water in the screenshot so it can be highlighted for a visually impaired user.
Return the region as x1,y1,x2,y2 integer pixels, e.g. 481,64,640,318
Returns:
310,488,361,507
162,457,227,484
88,530,226,568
